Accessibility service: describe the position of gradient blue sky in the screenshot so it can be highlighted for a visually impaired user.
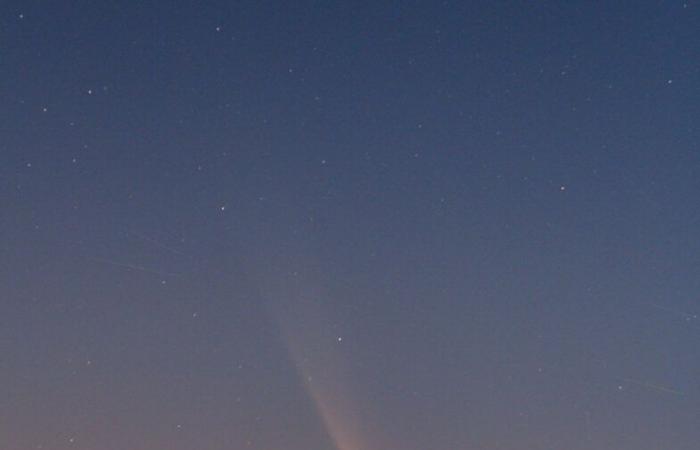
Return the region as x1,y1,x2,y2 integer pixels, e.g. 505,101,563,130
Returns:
2,1,700,449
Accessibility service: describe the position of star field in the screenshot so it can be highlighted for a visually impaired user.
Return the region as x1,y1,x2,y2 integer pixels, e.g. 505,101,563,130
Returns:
2,1,700,449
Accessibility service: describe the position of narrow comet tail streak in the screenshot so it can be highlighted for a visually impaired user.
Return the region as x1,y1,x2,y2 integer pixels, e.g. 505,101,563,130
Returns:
282,330,364,450
260,270,367,450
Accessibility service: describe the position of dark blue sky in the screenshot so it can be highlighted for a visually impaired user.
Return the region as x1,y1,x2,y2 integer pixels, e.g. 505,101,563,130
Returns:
2,1,700,449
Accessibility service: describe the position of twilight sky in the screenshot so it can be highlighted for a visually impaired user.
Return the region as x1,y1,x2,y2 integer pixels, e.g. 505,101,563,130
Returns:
2,1,700,449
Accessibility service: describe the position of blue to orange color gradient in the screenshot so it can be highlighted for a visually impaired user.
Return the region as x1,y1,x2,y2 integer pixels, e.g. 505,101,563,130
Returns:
2,1,700,449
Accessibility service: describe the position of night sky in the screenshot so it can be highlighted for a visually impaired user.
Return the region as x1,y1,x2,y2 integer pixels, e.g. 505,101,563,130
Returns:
3,1,700,449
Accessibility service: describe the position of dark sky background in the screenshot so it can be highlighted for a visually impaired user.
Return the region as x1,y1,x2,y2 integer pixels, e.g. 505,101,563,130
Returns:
2,1,700,449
